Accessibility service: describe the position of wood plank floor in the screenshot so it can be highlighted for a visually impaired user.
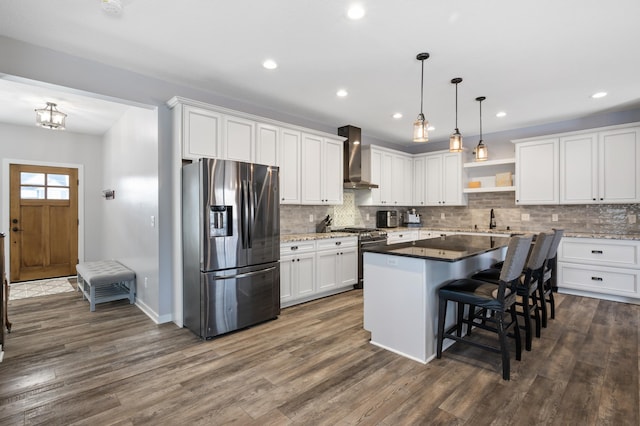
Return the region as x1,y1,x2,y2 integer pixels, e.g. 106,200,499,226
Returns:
0,288,638,425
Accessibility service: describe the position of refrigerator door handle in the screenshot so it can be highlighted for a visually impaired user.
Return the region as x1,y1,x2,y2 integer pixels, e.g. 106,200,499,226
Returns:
213,266,277,280
240,179,249,248
248,182,255,248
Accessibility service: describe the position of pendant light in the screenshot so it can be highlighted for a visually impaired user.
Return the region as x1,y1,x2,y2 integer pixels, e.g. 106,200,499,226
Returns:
474,96,488,161
413,52,430,142
35,102,67,130
449,77,463,152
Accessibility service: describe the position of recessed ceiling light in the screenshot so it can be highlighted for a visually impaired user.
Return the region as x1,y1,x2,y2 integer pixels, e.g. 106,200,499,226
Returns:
427,125,435,131
496,111,507,118
591,91,607,99
336,89,348,97
392,113,403,119
347,5,366,20
262,59,278,70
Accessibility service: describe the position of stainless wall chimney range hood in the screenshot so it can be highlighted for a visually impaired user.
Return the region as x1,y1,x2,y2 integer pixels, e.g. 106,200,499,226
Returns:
338,125,379,189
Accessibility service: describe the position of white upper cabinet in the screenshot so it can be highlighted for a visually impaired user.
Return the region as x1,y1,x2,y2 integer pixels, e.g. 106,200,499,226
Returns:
175,103,222,160
279,128,301,204
413,156,426,206
223,115,254,163
419,151,466,206
559,125,640,204
357,146,414,206
255,123,279,166
514,138,559,205
598,127,640,203
300,134,343,205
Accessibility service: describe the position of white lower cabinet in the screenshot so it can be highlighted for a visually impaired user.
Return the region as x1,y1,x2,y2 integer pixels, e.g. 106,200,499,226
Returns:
387,230,420,244
280,237,357,307
558,237,640,302
316,238,358,291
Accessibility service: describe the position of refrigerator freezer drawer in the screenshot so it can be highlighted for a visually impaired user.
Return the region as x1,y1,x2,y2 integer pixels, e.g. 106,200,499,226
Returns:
197,263,280,339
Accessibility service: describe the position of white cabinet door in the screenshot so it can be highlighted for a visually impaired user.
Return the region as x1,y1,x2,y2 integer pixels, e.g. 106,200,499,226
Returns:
280,255,295,303
317,249,339,291
391,155,413,206
323,138,344,205
181,105,222,159
280,128,301,204
301,135,344,205
296,254,316,297
301,133,324,204
255,123,279,166
560,133,598,204
413,156,426,206
599,127,640,203
223,115,254,163
515,138,559,204
380,152,394,205
339,246,358,287
425,154,443,205
442,152,465,205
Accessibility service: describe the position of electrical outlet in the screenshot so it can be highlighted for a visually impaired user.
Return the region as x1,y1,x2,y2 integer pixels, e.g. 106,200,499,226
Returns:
441,213,446,219
521,213,530,221
144,277,148,288
629,214,637,224
309,214,314,222
150,215,155,227
366,213,370,221
552,214,558,222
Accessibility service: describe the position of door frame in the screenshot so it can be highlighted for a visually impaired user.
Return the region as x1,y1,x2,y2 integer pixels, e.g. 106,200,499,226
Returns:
2,158,85,283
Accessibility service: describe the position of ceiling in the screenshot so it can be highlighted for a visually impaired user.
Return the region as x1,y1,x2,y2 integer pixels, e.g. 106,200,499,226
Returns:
1,0,640,144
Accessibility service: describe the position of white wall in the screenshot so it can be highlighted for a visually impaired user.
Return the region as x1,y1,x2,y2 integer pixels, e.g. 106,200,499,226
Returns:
0,122,103,268
100,106,161,321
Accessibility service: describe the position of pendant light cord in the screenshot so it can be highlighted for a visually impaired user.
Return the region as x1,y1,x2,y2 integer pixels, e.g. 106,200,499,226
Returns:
479,98,483,140
420,59,424,115
454,83,458,129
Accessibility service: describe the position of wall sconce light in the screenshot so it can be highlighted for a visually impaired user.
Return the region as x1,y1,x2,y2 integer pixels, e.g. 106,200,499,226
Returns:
102,189,115,200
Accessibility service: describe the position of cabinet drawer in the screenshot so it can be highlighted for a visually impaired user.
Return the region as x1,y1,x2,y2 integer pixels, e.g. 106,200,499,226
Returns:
558,263,639,297
316,237,357,251
559,238,640,268
280,241,316,255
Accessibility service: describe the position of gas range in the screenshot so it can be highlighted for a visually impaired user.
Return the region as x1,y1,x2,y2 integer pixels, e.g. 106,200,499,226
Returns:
334,227,388,242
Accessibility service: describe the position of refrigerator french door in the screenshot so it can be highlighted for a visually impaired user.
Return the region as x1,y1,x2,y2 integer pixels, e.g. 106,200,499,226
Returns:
183,158,280,338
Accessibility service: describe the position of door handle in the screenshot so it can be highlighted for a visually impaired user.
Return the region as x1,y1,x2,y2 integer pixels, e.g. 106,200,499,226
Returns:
12,227,20,232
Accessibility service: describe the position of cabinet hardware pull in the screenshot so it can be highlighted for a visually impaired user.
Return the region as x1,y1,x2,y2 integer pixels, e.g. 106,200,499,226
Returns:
591,250,603,254
591,276,603,281
335,241,341,246
291,246,298,251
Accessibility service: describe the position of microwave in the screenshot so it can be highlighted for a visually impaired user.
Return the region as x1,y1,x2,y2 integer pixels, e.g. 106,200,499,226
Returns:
376,210,399,228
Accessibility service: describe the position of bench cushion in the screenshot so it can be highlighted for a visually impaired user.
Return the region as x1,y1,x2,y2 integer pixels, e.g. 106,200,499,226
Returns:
76,260,135,286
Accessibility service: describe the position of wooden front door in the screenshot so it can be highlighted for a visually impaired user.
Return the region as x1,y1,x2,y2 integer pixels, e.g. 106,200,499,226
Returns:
9,164,78,282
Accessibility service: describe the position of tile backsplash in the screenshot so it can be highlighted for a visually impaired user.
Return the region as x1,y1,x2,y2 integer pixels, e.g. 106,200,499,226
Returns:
280,190,640,235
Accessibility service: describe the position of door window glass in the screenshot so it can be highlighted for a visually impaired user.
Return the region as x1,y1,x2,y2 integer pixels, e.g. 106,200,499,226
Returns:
20,171,70,200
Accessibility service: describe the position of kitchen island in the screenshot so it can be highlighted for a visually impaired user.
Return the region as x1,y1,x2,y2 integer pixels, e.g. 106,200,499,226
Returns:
363,234,511,363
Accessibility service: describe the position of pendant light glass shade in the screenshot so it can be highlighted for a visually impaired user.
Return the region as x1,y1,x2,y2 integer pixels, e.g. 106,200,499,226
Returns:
474,96,488,161
413,52,430,142
35,102,66,130
413,114,429,142
449,77,463,152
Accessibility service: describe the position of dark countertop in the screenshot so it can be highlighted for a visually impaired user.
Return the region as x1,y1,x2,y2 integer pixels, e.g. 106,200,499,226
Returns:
363,234,511,262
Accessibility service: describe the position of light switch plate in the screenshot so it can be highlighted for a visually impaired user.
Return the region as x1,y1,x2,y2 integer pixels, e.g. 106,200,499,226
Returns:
441,213,446,219
366,213,370,221
629,214,637,224
309,214,314,222
552,214,558,222
521,213,530,221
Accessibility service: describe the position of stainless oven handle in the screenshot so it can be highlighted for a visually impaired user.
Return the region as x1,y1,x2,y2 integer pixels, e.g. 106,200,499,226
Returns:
360,240,387,247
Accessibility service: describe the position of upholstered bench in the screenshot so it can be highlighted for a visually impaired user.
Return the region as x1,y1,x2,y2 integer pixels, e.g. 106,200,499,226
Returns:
76,260,136,312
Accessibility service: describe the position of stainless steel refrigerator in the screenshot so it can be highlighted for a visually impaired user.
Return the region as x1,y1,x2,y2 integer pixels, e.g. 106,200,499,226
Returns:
182,158,280,339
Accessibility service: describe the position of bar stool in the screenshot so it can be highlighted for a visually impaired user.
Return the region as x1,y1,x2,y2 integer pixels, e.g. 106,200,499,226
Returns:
471,232,553,351
436,235,533,380
539,229,564,328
